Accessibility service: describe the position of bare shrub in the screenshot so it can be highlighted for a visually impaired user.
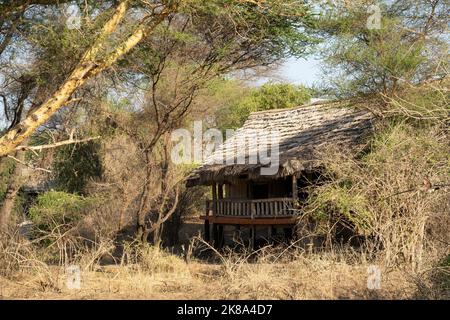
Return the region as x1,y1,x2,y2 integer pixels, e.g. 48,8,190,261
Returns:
304,122,449,273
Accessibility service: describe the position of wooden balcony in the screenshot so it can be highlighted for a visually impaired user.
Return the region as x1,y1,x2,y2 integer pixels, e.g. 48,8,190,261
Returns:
201,198,298,225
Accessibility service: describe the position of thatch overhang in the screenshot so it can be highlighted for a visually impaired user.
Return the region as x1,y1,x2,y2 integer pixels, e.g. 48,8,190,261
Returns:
186,101,375,187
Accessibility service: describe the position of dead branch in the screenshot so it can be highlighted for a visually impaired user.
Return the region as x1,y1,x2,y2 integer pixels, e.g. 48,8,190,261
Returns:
7,155,52,173
15,136,101,152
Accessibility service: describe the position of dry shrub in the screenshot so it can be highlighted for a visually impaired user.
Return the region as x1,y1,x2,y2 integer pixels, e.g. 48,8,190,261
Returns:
305,122,449,274
0,232,40,277
193,240,413,299
381,79,449,123
412,253,450,299
0,231,61,293
85,130,197,244
120,242,191,277
90,133,144,232
0,236,431,299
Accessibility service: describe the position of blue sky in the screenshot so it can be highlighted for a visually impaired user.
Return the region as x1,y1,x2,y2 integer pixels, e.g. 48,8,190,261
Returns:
255,56,323,87
278,57,322,86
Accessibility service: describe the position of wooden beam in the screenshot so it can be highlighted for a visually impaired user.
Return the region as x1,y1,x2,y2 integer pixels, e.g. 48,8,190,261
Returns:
200,215,296,226
204,220,210,242
218,225,224,249
268,226,276,238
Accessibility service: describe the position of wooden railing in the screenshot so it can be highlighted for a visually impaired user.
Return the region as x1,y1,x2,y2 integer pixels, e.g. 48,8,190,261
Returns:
206,198,296,218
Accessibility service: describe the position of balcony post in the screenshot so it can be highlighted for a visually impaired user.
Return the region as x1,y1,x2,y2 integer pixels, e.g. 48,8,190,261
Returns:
204,201,210,242
251,201,255,219
212,182,217,216
212,223,218,247
218,184,223,199
292,175,298,201
250,225,256,250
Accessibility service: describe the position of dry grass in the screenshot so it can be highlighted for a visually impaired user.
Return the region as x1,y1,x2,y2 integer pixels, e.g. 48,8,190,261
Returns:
0,238,431,300
1,120,448,300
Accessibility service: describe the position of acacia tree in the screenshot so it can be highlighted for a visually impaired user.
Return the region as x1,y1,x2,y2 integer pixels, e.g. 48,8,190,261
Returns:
0,0,316,157
215,82,312,131
91,1,318,242
301,0,449,272
317,0,448,106
0,0,318,234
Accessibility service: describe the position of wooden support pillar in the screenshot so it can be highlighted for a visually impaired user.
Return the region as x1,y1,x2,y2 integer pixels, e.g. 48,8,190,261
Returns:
292,175,298,201
218,225,224,249
212,183,217,216
204,220,210,242
212,223,218,248
204,201,210,242
250,225,256,250
268,226,276,239
233,225,241,242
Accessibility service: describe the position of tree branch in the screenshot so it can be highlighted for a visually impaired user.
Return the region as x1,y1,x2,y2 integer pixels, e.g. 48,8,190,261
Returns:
0,1,173,157
7,155,52,173
15,135,101,152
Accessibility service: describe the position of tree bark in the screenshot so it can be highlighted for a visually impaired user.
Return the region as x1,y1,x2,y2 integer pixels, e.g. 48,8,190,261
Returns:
136,150,152,242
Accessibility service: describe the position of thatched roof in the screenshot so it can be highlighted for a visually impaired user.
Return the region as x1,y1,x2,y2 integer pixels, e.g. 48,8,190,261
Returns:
186,101,374,187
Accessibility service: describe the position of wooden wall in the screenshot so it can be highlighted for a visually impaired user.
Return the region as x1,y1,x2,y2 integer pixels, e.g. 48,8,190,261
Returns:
225,181,248,199
224,177,294,200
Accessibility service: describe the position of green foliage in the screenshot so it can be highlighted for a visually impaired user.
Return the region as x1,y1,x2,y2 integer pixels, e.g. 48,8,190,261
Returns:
216,82,312,130
24,3,107,90
255,82,312,111
181,0,319,60
311,186,373,233
317,0,448,97
0,158,15,202
53,141,102,194
385,80,449,125
28,191,97,231
306,118,449,240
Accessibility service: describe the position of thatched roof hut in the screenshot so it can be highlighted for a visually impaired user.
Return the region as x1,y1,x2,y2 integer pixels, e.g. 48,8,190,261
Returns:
187,101,374,187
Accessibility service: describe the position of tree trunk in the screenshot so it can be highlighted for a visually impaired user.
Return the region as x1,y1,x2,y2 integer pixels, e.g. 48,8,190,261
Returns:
136,151,152,242
0,151,24,230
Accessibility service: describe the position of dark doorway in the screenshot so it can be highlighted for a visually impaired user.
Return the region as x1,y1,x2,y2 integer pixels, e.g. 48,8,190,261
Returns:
251,183,269,199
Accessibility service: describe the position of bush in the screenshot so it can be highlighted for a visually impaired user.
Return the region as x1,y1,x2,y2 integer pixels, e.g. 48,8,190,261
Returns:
53,141,102,194
304,121,449,270
29,191,98,233
0,158,15,202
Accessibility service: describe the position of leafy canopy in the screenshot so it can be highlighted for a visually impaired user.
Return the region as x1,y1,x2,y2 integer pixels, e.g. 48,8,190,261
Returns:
216,82,312,130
